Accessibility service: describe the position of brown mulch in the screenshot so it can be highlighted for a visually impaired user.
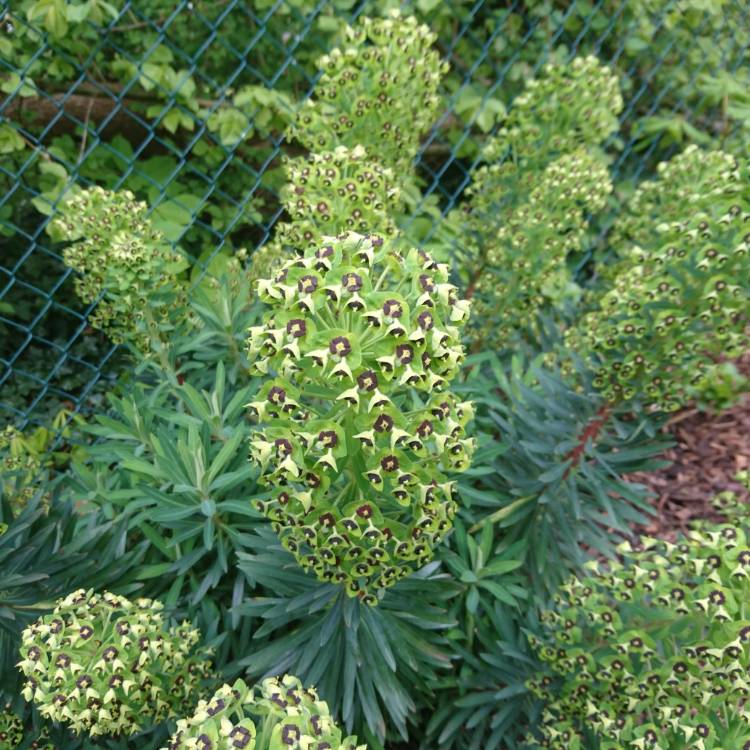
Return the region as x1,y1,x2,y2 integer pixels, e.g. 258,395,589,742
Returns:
629,394,750,540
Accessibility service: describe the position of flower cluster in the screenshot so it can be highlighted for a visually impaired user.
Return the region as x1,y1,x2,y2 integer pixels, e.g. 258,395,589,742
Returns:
527,519,750,749
0,706,22,749
257,145,403,284
162,674,365,750
481,54,622,165
457,57,621,348
287,11,447,173
17,589,212,737
50,186,188,349
471,148,613,345
247,233,474,603
567,148,749,410
610,145,741,253
273,146,401,253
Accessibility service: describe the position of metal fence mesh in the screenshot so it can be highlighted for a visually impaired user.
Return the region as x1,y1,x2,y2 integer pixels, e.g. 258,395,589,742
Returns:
1,0,748,427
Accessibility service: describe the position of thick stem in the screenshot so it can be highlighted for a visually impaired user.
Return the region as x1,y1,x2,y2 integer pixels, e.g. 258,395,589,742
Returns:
563,404,612,479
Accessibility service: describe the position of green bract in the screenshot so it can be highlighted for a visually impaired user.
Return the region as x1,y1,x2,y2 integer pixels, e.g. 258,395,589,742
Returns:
287,11,448,173
162,675,365,750
50,186,189,349
17,589,212,738
455,56,621,348
527,520,750,750
567,148,750,410
247,232,474,604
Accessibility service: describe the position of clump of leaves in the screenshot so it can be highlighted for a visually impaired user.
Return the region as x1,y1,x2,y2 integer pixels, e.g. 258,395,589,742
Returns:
527,516,750,749
687,360,750,413
49,187,189,350
18,588,212,738
162,674,365,750
567,148,750,410
287,11,447,175
247,232,474,604
235,526,459,748
455,354,664,595
449,56,622,349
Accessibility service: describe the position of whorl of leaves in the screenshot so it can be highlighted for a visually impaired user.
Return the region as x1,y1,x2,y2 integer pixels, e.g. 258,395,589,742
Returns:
567,149,750,410
17,589,212,738
287,11,447,173
527,518,750,749
162,675,365,750
49,186,188,349
235,526,459,748
247,233,473,603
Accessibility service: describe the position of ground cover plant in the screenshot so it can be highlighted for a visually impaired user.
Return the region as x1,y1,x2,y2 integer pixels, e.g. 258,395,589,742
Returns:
2,4,750,750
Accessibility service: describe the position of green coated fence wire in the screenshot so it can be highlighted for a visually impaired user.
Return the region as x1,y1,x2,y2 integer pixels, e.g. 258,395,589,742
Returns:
1,0,749,428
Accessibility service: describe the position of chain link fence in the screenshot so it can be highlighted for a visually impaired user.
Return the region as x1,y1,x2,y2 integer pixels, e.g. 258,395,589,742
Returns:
2,0,749,427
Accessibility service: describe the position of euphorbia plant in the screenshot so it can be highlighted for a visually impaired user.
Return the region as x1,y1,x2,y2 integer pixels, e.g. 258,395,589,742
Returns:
17,588,212,738
247,232,474,604
567,147,750,411
527,511,750,749
449,55,622,349
162,674,365,750
49,187,190,351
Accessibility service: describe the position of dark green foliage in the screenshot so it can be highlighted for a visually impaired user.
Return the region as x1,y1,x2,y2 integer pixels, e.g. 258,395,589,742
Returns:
456,355,667,595
235,527,459,749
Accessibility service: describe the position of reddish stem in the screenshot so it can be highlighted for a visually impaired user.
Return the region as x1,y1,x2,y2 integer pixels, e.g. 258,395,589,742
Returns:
563,404,611,478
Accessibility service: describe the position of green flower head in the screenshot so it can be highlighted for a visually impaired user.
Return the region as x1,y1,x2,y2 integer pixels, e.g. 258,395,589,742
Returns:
481,54,622,165
274,145,401,253
567,148,750,411
287,11,447,173
17,589,212,737
162,675,365,750
247,233,474,603
50,186,188,349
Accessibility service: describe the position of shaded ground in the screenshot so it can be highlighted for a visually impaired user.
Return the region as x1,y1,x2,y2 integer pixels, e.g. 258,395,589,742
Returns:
629,394,750,540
